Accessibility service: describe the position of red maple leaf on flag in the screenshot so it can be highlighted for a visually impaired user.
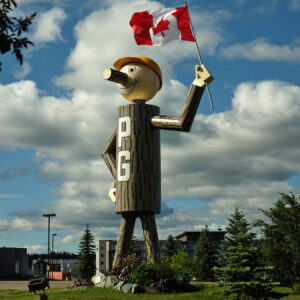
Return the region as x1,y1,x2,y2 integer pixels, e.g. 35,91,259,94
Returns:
152,15,170,37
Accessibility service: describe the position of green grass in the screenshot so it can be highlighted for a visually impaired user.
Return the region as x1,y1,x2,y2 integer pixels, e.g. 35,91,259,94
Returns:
0,284,299,300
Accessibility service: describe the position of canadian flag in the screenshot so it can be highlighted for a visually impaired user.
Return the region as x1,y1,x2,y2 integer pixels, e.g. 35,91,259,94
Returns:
130,7,196,46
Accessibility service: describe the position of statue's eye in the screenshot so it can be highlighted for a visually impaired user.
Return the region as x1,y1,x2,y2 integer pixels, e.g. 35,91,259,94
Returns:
128,66,136,73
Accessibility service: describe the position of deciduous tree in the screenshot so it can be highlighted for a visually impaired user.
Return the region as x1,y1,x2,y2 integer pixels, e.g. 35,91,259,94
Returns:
0,0,35,71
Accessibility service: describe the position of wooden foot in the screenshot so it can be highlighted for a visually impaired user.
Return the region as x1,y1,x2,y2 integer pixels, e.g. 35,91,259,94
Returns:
112,213,136,270
140,213,160,263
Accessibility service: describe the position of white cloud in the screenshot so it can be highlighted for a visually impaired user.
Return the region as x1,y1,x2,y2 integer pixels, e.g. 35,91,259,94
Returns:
221,38,300,62
25,244,46,254
14,62,32,80
289,0,300,10
0,0,299,241
32,7,67,43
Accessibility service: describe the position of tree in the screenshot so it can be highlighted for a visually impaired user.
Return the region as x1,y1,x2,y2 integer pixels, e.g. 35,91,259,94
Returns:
193,225,216,281
78,224,96,281
0,0,35,71
129,234,138,256
214,208,278,300
162,234,178,258
255,192,300,286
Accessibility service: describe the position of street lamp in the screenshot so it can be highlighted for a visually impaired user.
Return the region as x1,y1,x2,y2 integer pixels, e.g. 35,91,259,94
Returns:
52,233,57,279
43,213,56,278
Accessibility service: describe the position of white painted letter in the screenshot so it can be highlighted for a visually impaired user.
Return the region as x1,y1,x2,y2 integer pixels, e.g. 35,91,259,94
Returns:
118,116,131,147
117,150,130,182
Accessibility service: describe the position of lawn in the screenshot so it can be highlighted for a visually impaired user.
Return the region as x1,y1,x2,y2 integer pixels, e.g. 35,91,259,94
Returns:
0,284,298,300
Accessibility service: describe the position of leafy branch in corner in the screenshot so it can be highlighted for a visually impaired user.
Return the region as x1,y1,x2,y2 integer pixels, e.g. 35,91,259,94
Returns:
0,0,36,71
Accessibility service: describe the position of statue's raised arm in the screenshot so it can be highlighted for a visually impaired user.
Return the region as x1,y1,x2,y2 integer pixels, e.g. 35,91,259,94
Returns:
151,64,214,132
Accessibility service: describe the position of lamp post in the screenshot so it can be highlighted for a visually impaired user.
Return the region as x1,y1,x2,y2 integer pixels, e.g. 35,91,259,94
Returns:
43,213,56,278
52,233,57,279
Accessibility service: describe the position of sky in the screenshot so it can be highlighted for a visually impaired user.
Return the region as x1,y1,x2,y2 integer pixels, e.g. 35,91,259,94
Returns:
0,0,299,254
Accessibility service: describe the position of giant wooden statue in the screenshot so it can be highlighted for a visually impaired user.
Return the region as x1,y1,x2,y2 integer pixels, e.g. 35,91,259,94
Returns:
102,56,213,270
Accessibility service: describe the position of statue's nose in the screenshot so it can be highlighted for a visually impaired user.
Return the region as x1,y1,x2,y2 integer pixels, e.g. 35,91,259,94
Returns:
103,68,129,85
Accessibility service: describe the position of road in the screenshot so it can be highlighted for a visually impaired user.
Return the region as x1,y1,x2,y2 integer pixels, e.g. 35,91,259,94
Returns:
0,280,73,290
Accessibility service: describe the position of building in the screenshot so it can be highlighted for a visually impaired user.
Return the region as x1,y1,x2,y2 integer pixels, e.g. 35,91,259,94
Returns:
96,230,226,272
32,258,79,278
176,230,226,257
0,247,28,279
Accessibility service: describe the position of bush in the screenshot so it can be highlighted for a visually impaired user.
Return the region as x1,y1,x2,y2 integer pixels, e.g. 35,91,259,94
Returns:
110,254,141,282
169,250,193,287
131,258,193,293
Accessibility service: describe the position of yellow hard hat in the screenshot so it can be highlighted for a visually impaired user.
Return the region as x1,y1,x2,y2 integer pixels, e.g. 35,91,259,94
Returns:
113,56,162,90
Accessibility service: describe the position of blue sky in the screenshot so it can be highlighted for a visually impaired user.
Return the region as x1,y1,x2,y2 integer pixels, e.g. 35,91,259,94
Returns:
0,0,299,254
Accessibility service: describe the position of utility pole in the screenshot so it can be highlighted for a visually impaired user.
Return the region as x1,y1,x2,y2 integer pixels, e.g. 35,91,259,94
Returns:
52,233,57,279
43,213,56,279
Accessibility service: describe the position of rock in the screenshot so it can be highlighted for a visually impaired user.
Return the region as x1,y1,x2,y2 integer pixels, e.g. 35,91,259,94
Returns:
97,280,106,288
122,283,132,293
131,283,139,294
92,272,106,284
106,276,118,287
114,280,125,291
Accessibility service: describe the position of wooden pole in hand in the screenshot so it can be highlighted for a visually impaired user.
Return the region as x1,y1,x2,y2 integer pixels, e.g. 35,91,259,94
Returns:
184,0,214,110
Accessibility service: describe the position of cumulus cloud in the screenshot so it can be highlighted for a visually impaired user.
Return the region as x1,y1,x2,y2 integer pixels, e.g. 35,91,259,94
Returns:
25,244,46,254
0,0,299,244
32,7,67,43
289,0,300,10
14,62,32,80
221,38,300,62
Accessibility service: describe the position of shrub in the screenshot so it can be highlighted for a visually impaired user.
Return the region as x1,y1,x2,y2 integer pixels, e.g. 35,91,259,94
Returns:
131,258,192,293
110,254,141,282
170,250,193,287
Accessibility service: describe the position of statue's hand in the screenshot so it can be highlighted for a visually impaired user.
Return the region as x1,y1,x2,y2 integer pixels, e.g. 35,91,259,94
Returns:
193,64,214,87
108,182,116,204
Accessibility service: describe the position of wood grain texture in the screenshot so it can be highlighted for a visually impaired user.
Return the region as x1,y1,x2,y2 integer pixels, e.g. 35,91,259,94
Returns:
116,103,161,214
102,129,117,180
141,213,161,263
151,84,204,132
103,68,128,85
112,213,136,270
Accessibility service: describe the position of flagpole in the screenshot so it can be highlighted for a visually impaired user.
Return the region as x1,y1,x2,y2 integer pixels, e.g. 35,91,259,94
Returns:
184,1,214,110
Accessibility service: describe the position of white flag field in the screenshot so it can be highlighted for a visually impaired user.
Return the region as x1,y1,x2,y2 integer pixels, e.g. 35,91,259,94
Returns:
129,7,196,46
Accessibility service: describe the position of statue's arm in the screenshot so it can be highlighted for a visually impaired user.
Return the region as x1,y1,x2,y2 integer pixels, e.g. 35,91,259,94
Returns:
151,64,213,132
101,129,117,179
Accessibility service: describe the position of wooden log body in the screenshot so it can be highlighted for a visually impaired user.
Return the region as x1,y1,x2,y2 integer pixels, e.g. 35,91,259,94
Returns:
116,102,161,214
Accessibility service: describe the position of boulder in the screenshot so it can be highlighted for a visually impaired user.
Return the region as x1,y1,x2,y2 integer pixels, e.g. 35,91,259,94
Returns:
92,272,106,285
131,283,139,294
114,280,125,291
97,281,106,288
122,283,132,293
106,276,118,287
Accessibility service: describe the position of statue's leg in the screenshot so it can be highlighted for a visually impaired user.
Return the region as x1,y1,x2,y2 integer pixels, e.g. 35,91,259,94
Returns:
112,213,136,270
140,213,160,263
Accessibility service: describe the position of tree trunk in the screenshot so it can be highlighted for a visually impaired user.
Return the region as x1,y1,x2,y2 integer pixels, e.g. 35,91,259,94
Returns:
116,102,161,214
112,213,136,270
141,213,161,263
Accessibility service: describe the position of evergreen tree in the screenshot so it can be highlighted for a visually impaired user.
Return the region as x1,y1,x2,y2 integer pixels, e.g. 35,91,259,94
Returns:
255,192,300,286
214,208,278,300
78,224,96,281
193,225,216,281
129,234,138,255
0,0,35,71
162,234,178,258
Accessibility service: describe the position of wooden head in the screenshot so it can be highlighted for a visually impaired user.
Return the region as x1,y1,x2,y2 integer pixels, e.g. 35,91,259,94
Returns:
104,57,162,102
